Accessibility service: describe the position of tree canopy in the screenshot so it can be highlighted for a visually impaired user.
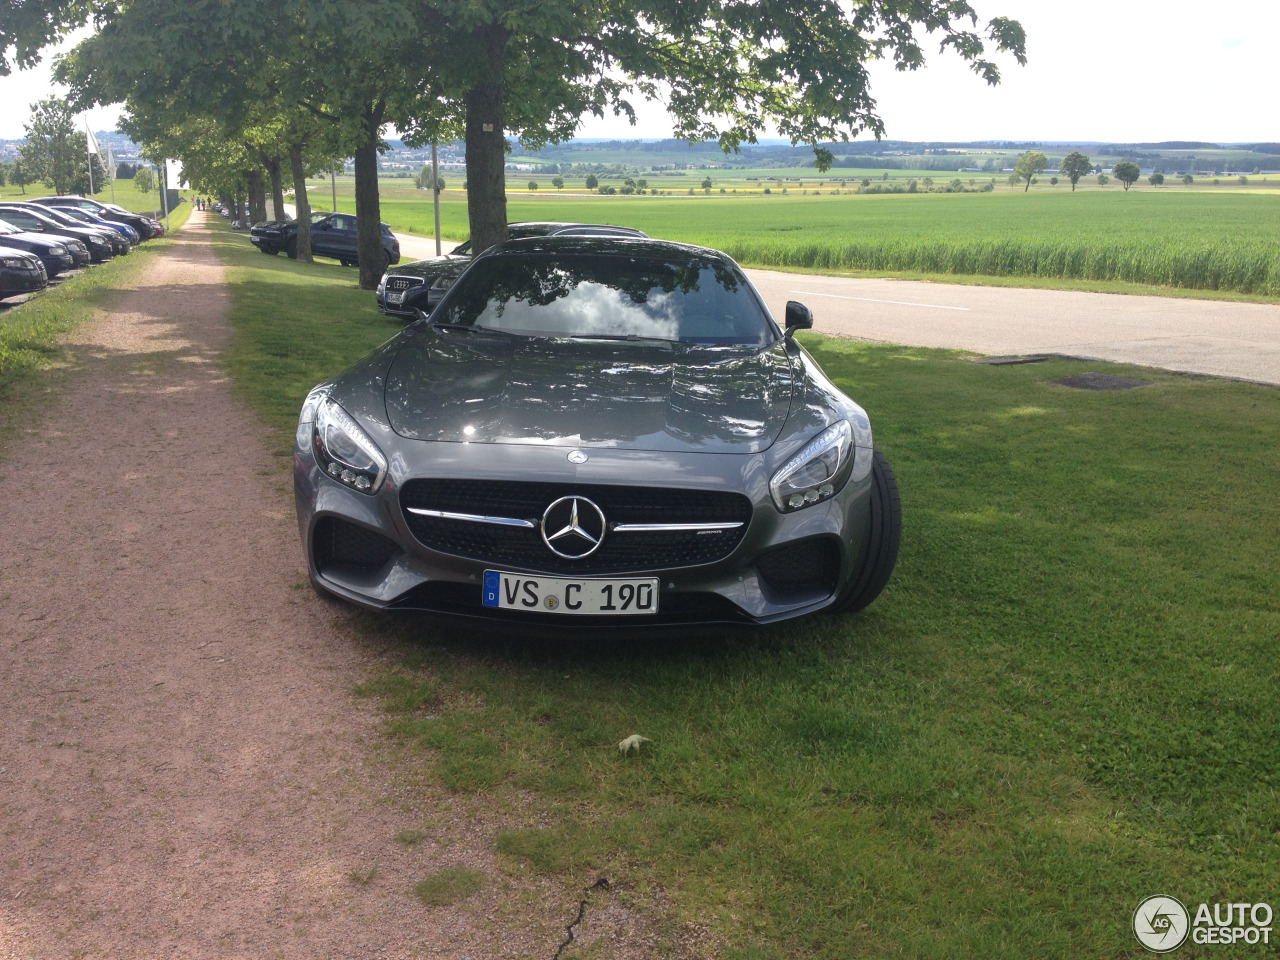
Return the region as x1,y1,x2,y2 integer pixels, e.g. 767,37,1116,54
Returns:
46,0,1026,280
417,0,1027,249
0,0,87,76
1113,161,1141,190
1010,150,1047,192
1059,151,1092,192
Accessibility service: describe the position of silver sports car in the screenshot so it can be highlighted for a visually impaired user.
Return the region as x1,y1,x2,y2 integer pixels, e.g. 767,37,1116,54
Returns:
294,236,900,629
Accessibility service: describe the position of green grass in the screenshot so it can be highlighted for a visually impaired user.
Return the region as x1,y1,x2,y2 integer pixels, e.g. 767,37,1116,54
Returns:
210,221,1280,958
413,867,486,906
317,179,1280,298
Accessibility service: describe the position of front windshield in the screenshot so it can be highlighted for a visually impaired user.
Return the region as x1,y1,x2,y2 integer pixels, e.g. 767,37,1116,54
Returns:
0,220,18,235
432,252,774,346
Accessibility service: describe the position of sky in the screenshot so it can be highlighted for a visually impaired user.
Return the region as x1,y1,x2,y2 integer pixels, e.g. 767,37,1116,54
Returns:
0,1,1272,144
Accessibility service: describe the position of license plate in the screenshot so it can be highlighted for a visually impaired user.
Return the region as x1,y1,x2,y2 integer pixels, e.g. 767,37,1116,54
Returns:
483,570,659,615
387,291,404,303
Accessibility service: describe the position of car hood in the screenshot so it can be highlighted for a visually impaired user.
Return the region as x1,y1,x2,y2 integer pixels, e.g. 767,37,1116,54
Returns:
252,219,293,231
386,254,470,280
373,328,797,454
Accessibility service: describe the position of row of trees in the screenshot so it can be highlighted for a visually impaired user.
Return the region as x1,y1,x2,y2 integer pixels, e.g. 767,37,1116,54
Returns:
1008,151,1177,192
11,0,1026,289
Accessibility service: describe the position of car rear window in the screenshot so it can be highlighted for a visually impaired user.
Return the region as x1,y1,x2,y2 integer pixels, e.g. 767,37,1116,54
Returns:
432,252,774,346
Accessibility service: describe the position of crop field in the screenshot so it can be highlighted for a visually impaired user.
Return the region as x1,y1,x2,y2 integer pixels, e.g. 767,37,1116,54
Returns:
326,180,1280,297
208,222,1280,958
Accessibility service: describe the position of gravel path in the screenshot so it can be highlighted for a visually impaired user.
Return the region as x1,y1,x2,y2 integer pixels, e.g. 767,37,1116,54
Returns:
0,214,625,959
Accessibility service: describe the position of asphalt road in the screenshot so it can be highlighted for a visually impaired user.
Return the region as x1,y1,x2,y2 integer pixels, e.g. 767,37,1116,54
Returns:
746,271,1280,386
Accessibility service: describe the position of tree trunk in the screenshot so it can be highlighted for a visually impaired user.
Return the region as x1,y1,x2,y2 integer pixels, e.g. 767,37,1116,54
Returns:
289,142,313,264
246,169,267,224
263,156,285,221
353,101,388,290
464,23,511,254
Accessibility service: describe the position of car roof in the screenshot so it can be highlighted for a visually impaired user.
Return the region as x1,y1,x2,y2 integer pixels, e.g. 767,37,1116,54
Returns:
507,221,648,239
483,235,724,262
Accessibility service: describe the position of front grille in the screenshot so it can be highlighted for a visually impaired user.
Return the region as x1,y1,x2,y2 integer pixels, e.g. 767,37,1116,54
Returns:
313,516,399,575
386,275,425,292
400,479,752,574
756,537,840,599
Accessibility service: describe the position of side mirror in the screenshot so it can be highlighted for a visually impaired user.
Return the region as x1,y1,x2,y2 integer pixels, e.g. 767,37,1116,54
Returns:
784,301,814,338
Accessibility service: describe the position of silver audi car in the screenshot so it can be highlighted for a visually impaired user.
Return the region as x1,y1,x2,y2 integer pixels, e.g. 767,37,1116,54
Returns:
294,236,900,630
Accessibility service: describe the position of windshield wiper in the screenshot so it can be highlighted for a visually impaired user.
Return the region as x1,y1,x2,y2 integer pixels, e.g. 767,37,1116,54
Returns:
569,333,673,343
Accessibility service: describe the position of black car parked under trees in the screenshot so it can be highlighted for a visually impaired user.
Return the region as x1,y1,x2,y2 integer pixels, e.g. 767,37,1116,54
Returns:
250,212,400,267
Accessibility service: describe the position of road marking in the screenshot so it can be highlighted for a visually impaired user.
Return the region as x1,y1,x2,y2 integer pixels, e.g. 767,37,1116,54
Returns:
792,290,971,312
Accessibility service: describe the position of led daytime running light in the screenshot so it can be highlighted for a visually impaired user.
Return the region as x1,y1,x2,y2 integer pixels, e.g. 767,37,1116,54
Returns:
770,420,854,512
313,398,387,495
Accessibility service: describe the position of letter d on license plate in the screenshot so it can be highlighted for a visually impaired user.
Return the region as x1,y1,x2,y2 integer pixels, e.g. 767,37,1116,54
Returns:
483,570,659,615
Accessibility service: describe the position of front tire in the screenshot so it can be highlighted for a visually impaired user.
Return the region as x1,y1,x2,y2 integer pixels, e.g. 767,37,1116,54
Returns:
829,448,902,615
285,238,298,259
258,244,278,255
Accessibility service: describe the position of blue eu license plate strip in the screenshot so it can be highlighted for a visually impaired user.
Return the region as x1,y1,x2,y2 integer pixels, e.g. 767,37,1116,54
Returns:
483,570,659,615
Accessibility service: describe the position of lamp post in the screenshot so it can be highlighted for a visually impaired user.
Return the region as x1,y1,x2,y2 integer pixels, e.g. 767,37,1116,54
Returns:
432,140,441,256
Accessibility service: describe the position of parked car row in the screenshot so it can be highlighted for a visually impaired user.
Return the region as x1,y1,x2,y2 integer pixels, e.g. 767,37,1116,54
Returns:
250,211,400,266
0,195,162,302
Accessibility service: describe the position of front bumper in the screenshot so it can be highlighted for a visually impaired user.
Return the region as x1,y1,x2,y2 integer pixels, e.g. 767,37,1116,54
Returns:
294,433,874,630
0,263,48,295
42,253,76,276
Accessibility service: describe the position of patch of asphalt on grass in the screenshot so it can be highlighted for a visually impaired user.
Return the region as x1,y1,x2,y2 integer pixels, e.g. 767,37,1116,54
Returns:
214,229,1280,957
0,213,191,459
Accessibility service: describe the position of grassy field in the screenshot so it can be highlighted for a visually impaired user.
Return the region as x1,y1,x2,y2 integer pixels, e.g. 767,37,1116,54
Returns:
209,220,1280,958
316,179,1280,298
0,179,179,218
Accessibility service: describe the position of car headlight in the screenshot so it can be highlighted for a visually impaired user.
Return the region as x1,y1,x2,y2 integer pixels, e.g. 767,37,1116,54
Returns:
308,395,387,494
770,420,863,512
49,244,68,254
1,257,26,268
377,274,387,296
430,275,456,292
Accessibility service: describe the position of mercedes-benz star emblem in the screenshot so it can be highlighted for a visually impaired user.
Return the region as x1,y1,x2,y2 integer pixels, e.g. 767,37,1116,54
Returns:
541,496,607,559
567,450,589,464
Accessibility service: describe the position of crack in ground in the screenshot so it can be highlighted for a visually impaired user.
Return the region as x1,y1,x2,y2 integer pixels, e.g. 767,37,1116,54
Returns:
550,876,610,960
